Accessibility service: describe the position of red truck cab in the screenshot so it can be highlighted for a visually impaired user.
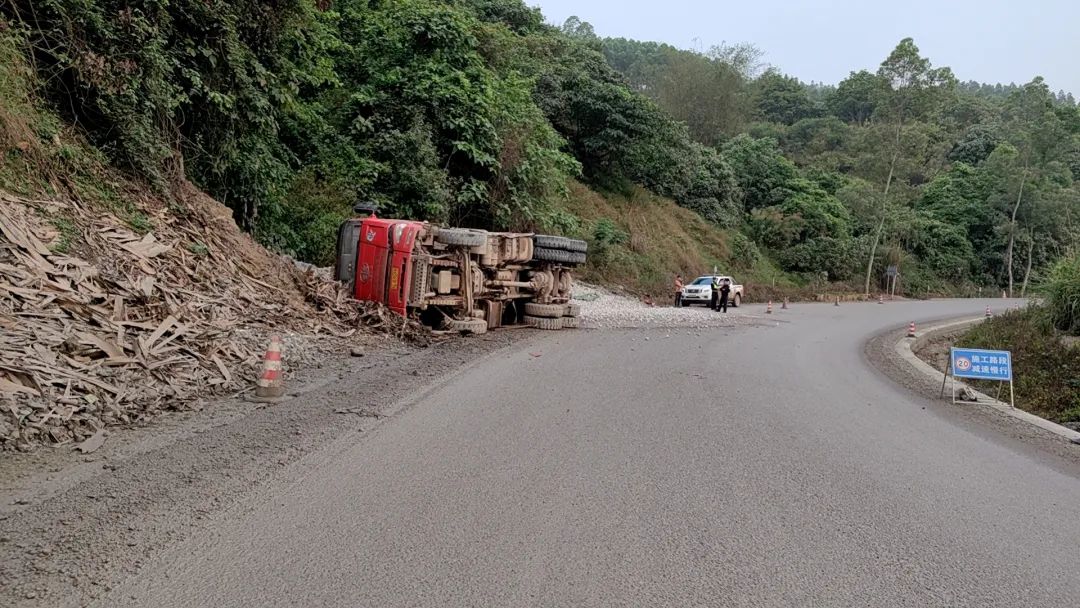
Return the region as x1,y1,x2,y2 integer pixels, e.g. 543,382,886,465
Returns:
352,217,425,316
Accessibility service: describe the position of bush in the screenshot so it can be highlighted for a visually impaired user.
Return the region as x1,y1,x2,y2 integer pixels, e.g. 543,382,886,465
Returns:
1043,253,1080,335
777,237,858,280
593,218,628,248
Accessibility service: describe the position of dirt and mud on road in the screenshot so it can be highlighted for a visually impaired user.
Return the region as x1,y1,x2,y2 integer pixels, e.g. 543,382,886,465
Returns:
0,329,529,607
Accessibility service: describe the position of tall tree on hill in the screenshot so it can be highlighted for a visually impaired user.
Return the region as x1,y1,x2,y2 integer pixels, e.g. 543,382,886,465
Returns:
862,38,956,295
999,77,1068,296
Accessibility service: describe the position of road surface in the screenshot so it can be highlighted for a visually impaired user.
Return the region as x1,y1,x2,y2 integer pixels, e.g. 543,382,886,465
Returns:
99,300,1080,607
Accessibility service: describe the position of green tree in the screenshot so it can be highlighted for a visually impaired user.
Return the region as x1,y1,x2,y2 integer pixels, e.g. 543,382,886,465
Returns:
999,77,1070,295
754,71,818,125
827,70,884,124
861,38,956,295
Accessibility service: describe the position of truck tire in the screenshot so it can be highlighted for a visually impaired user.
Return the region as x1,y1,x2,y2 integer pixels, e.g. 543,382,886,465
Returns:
732,294,741,308
524,315,562,330
563,303,580,318
562,316,580,329
532,247,573,264
563,238,588,253
447,318,488,335
525,302,564,318
534,234,589,253
435,228,487,247
534,234,570,250
566,251,587,265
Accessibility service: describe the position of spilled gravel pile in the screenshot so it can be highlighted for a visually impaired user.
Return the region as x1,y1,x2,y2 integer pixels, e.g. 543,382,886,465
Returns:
573,283,766,329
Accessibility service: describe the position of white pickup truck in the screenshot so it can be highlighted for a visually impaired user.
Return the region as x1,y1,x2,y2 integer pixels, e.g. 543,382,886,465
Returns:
680,275,744,308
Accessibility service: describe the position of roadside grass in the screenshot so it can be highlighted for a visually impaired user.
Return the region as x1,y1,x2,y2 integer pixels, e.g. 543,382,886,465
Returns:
957,308,1080,425
547,181,862,301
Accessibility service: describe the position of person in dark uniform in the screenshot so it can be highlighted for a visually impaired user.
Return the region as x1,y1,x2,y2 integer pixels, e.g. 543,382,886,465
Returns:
718,279,732,313
710,276,720,311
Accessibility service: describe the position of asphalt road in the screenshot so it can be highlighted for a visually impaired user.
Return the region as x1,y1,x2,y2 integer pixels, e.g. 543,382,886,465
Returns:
100,299,1080,607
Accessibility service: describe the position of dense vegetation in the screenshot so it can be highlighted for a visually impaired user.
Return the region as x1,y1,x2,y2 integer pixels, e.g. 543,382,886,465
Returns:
2,0,1079,302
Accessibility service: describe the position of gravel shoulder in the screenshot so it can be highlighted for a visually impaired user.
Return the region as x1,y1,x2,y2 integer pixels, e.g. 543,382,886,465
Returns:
0,330,535,607
574,283,769,329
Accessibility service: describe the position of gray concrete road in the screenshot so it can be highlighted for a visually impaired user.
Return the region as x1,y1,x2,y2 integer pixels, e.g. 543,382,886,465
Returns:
100,299,1080,607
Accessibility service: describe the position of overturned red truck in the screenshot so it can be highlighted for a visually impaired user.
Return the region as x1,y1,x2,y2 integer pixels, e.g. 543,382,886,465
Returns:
334,205,587,334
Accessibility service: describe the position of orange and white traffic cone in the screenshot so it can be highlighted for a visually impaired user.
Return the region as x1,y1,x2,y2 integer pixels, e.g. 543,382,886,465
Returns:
985,305,992,319
907,322,916,338
766,301,773,314
1002,290,1007,299
878,294,884,304
252,335,285,402
834,296,840,307
781,298,789,310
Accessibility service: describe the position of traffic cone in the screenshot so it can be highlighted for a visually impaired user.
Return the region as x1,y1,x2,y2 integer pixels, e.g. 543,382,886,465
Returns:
781,298,789,310
834,296,840,307
766,301,773,314
252,335,285,402
1002,290,1007,299
907,322,916,338
878,294,884,304
985,305,992,319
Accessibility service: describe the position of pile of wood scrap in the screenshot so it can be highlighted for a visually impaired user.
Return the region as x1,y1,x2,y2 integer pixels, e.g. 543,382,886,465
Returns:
0,187,406,450
297,269,430,343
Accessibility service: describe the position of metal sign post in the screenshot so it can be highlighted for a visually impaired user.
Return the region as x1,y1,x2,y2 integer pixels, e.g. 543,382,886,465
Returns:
948,348,1015,408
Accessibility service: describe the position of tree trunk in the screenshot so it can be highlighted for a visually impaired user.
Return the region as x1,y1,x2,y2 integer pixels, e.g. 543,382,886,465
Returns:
1005,172,1026,298
863,124,902,295
1020,235,1034,298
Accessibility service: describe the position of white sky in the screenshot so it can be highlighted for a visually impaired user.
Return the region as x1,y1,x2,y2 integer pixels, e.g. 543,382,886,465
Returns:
531,0,1079,95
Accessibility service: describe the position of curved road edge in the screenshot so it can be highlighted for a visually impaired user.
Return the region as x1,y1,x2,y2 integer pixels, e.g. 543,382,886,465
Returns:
893,316,1080,444
864,315,1080,473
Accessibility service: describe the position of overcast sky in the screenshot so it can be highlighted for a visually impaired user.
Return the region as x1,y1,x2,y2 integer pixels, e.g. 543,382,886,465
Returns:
530,0,1079,96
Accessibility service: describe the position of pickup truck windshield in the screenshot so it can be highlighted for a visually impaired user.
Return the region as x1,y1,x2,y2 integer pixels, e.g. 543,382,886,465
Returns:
692,277,713,285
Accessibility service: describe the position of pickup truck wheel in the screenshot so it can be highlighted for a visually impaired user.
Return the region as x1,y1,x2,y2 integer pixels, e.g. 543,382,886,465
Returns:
524,315,562,330
563,303,580,317
732,294,741,308
525,302,564,318
447,318,488,335
435,228,487,247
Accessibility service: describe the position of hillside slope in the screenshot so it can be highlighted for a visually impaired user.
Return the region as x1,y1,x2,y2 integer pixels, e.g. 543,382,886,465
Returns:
555,182,791,298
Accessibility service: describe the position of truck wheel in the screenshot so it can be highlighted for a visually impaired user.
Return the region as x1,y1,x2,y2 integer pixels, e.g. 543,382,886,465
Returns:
532,247,573,264
562,316,580,329
732,294,741,308
525,315,562,330
566,251,587,265
563,303,580,318
563,238,588,253
447,318,488,335
525,302,564,318
534,234,570,250
435,228,487,247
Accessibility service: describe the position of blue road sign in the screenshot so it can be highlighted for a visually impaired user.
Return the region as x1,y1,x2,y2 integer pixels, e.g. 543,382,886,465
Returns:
951,348,1012,382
